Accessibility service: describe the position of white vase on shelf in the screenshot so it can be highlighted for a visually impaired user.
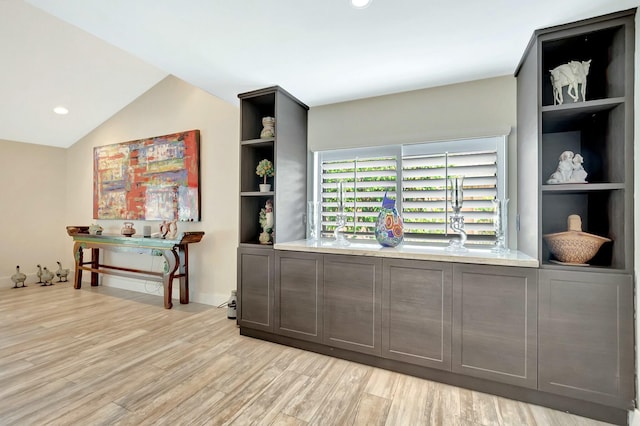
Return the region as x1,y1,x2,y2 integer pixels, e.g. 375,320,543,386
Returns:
259,184,271,192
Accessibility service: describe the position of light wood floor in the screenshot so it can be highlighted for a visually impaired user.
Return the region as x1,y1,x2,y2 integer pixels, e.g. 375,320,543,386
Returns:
0,282,613,426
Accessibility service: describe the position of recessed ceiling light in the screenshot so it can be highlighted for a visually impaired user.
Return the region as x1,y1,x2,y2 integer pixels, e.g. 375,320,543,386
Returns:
351,0,372,9
53,106,69,115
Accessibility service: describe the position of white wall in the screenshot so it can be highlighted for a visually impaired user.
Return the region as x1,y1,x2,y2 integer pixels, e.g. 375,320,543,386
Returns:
0,140,68,286
64,75,239,305
308,75,517,246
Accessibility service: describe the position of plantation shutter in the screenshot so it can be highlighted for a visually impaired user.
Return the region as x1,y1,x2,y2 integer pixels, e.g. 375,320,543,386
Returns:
402,150,498,241
314,135,506,243
320,155,397,238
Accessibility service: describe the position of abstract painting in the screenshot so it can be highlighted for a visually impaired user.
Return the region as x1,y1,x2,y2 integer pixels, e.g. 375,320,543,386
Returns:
93,130,200,221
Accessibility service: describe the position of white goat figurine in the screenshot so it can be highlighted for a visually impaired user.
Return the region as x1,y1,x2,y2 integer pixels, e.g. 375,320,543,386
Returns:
550,60,591,105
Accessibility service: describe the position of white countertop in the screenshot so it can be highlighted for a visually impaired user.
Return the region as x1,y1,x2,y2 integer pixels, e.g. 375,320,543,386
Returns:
274,239,539,268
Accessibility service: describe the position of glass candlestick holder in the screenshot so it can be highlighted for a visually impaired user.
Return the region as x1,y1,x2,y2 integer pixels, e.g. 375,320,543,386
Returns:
307,201,320,241
446,176,468,252
333,182,350,246
491,198,510,253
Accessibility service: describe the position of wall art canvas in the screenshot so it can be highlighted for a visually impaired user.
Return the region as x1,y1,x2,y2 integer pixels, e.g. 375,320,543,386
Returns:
93,130,200,221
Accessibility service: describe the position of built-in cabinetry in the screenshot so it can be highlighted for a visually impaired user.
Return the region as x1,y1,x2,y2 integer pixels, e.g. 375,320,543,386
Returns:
237,247,274,332
515,9,636,414
237,87,308,329
516,9,635,271
240,248,633,423
538,270,634,408
452,264,538,389
274,251,323,343
323,255,382,356
382,258,452,370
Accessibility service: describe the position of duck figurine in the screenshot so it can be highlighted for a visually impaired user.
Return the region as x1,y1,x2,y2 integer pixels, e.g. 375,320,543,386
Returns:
36,264,43,284
11,265,27,288
41,266,55,286
56,261,70,282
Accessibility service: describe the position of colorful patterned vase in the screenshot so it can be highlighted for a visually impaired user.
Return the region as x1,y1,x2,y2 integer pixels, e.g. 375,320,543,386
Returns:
375,193,403,247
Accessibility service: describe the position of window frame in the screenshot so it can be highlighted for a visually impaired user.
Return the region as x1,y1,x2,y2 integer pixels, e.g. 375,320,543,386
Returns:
312,135,508,244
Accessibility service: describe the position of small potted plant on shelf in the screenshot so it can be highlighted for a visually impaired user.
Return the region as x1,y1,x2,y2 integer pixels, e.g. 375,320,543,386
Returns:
256,159,274,192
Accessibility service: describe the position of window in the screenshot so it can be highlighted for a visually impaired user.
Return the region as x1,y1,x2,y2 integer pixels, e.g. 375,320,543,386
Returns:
314,136,507,244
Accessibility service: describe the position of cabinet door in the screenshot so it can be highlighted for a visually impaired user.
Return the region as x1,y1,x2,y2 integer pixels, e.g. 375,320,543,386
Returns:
237,247,274,332
323,255,382,356
538,270,634,409
452,264,538,389
274,251,323,343
382,259,452,370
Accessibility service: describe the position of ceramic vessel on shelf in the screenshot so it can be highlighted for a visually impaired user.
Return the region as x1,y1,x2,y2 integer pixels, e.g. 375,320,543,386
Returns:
121,222,136,237
374,192,403,247
543,214,610,265
259,184,271,192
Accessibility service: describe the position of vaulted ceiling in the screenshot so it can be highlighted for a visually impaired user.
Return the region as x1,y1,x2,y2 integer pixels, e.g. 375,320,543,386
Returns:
2,0,637,148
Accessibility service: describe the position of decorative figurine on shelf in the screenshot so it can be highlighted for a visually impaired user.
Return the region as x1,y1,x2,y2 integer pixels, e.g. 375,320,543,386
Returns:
259,199,274,244
546,150,588,184
569,153,587,183
446,176,468,252
41,266,55,286
160,220,170,238
88,223,103,235
333,181,350,246
55,261,70,282
374,192,403,247
256,159,274,192
550,60,591,105
167,219,178,239
260,116,275,138
11,265,27,289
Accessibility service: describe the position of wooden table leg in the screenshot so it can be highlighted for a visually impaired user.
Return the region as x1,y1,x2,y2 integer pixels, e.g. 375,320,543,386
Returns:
73,242,83,289
162,250,179,309
179,245,189,304
91,248,100,286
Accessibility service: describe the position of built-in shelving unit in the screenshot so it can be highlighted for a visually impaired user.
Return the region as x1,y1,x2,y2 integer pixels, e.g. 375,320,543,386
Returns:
237,86,308,246
516,9,635,272
237,86,308,333
515,9,635,412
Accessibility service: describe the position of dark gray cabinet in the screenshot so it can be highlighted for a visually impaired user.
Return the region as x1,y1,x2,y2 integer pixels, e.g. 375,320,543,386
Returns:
538,269,634,409
452,264,538,389
323,254,382,356
237,247,274,332
382,258,452,370
274,251,323,343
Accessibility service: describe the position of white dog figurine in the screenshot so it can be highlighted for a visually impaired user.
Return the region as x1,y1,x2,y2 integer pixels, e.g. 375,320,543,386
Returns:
568,153,587,183
547,151,575,184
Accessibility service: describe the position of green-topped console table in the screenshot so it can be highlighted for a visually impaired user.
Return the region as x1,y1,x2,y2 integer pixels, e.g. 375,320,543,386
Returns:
66,227,204,309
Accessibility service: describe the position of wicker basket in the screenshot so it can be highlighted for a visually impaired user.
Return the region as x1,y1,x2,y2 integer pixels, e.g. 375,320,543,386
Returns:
543,231,610,264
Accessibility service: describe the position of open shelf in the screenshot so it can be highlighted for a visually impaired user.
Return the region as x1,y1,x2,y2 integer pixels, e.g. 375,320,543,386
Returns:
238,86,308,246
